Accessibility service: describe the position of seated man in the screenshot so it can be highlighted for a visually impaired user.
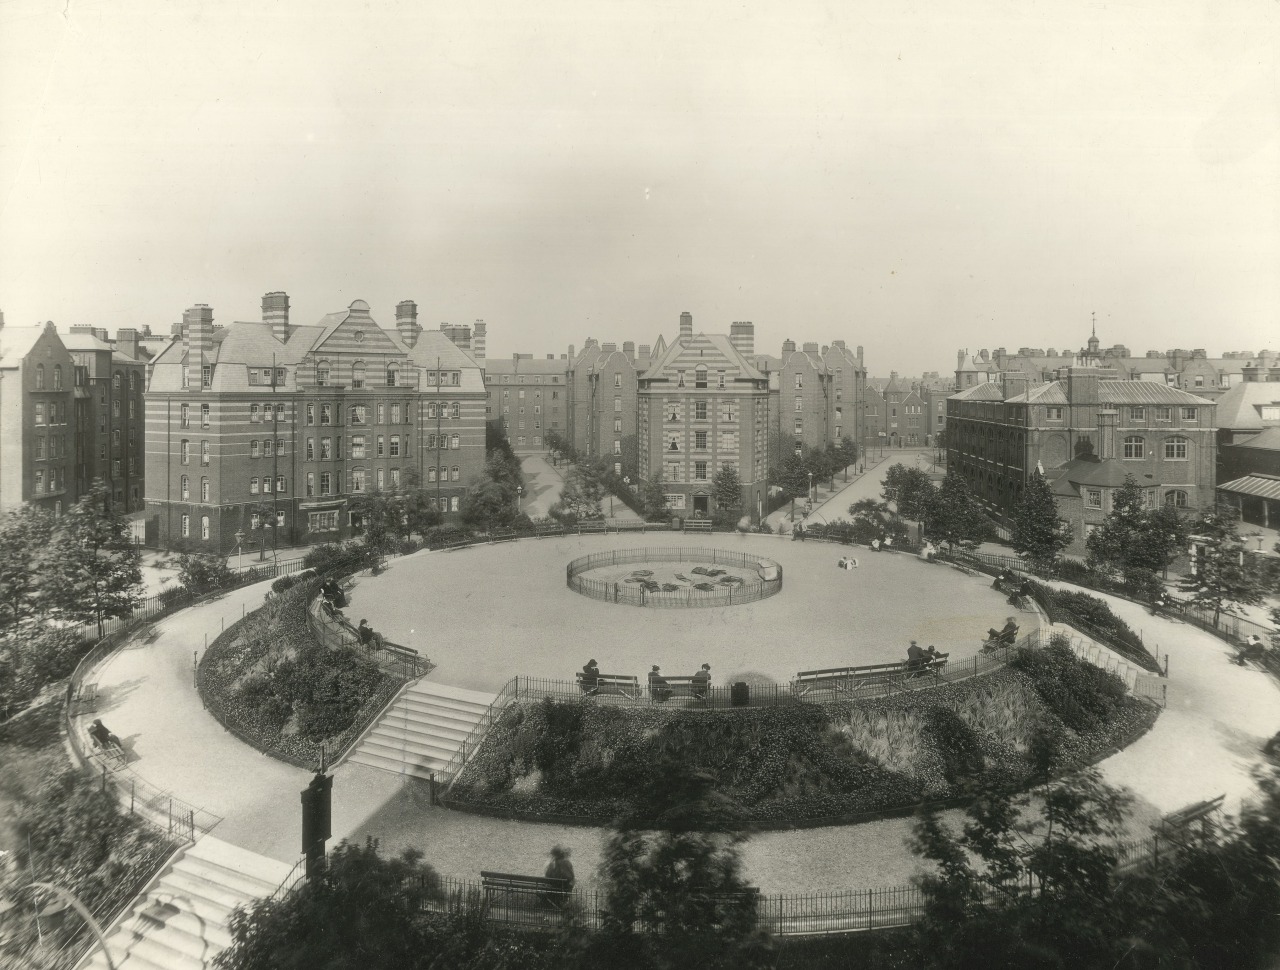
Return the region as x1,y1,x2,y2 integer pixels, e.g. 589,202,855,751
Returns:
691,663,711,699
906,640,925,670
989,617,1019,646
580,659,600,694
1234,635,1266,666
356,619,376,646
647,665,672,703
88,718,122,753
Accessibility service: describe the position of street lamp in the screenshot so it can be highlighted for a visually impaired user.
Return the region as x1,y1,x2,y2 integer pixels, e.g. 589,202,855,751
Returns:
233,530,245,573
808,471,814,505
259,522,273,562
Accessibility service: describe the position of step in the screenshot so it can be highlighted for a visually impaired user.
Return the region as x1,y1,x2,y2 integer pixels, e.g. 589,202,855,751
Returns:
118,907,236,952
347,747,450,779
184,835,294,887
159,869,257,917
398,690,493,720
356,734,459,766
134,885,237,933
90,929,210,970
387,697,488,732
171,856,284,901
408,681,498,707
366,717,471,747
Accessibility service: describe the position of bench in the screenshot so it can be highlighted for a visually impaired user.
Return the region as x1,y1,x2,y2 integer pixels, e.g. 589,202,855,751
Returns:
140,625,160,644
1158,794,1225,846
73,682,99,714
683,519,713,534
576,671,641,698
650,674,712,702
479,871,572,915
577,521,607,534
792,656,949,696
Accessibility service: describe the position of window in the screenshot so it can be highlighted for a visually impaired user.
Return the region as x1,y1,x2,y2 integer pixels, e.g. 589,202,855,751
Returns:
1193,376,1203,388
181,514,190,537
251,404,262,424
35,364,45,389
794,374,802,389
201,516,210,540
668,436,680,452
451,466,460,481
263,438,273,457
53,365,63,390
386,364,398,386
319,472,332,495
306,472,315,496
251,440,261,458
1155,407,1172,422
376,468,385,489
427,467,437,483
695,367,708,389
724,403,735,421
451,496,460,512
34,469,44,493
614,373,622,387
309,511,339,532
795,396,803,412
677,371,686,388
306,404,315,425
695,401,707,420
1122,436,1145,459
250,477,260,494
1261,406,1280,421
614,418,622,433
350,405,367,425
390,468,400,487
1165,489,1189,507
717,371,725,388
180,474,189,499
181,439,190,464
352,468,367,492
1086,488,1103,509
1129,407,1145,421
181,404,190,428
665,493,686,510
320,404,332,425
351,361,366,388
35,403,44,425
695,461,708,480
201,364,211,387
614,396,621,412
201,477,209,501
452,403,460,419
351,436,366,459
613,440,622,455
275,367,286,386
320,437,332,460
277,476,286,493
1164,436,1188,460
376,435,385,457
695,431,708,449
450,434,460,449
794,418,803,434
1181,407,1198,421
35,437,45,460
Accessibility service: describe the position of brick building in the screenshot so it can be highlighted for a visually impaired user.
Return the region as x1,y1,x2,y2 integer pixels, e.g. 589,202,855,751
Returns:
947,368,1217,552
637,321,771,518
144,295,486,553
564,340,650,474
1213,363,1280,528
484,354,569,452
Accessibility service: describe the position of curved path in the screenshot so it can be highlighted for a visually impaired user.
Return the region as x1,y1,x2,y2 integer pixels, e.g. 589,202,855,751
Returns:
79,488,1280,897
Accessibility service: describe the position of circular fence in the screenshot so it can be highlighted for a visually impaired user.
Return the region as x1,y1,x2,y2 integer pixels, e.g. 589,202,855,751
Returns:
565,546,783,608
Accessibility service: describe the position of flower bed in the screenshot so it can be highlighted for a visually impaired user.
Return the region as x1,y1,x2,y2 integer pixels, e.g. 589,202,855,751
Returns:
197,579,399,767
1023,580,1161,672
449,646,1159,826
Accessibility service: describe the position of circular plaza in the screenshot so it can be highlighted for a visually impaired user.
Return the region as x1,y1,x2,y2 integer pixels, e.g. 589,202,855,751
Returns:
344,533,1028,694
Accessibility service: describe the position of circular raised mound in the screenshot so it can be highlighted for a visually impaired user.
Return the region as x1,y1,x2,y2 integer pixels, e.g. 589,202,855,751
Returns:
565,547,782,608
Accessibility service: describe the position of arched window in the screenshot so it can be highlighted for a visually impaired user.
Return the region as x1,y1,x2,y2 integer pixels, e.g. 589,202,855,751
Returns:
53,365,62,390
427,467,437,482
1164,436,1189,460
250,440,260,458
250,477,260,494
201,477,209,501
35,364,44,389
316,360,331,386
451,403,460,419
1165,489,1189,507
386,363,399,387
695,366,708,389
450,434,459,449
113,371,122,389
451,466,460,481
1123,435,1145,459
181,475,190,499
181,514,190,538
352,361,366,389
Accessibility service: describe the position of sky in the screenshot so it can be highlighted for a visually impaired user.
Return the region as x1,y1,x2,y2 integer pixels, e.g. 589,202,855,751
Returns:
1,0,1277,376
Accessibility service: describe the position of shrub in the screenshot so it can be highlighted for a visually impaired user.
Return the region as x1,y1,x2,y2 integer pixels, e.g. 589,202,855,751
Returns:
1022,581,1160,672
422,525,473,550
177,553,235,596
271,574,297,595
303,543,357,572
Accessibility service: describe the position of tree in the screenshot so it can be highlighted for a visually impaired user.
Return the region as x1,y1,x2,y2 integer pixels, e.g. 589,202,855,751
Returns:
912,769,1133,968
924,472,991,552
460,478,519,532
1085,475,1147,579
1010,470,1073,574
398,470,443,537
712,465,742,513
1179,502,1265,625
38,481,143,638
884,465,936,522
639,474,669,522
177,553,235,596
554,466,606,521
0,504,54,636
771,449,809,517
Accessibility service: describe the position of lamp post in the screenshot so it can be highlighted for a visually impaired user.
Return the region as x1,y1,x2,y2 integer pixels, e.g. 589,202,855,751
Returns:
259,522,272,562
234,530,245,573
808,471,814,506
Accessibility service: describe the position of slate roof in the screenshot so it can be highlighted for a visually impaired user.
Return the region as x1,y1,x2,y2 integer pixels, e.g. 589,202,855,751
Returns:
0,324,47,368
948,382,1005,401
1218,473,1280,501
639,333,765,382
1213,383,1280,431
1231,427,1280,452
1003,380,1214,406
1051,457,1133,489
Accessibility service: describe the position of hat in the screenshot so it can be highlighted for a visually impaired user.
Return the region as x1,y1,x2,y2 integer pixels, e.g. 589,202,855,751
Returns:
652,665,660,671
701,663,710,670
549,845,571,859
588,659,597,665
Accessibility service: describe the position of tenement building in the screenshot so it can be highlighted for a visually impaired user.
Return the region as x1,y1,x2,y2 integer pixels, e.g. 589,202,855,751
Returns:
484,353,570,453
144,295,486,553
948,368,1216,553
637,324,771,518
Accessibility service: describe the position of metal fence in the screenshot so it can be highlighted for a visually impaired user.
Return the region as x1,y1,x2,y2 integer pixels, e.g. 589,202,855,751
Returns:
307,596,432,681
439,677,520,786
512,674,799,710
565,547,783,609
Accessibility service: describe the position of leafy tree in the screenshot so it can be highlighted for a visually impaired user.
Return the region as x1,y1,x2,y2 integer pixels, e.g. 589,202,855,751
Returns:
1178,502,1265,625
398,470,444,537
177,552,235,595
0,504,53,635
37,481,143,638
771,449,810,517
924,472,991,552
884,465,936,522
912,769,1133,969
460,478,520,531
1010,470,1073,574
639,474,669,521
554,465,606,521
712,465,742,513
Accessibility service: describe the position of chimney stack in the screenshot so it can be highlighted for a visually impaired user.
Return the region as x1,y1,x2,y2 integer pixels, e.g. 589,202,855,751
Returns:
473,319,487,360
679,311,693,340
396,300,420,349
802,341,819,354
623,341,635,360
94,328,109,343
1001,371,1029,401
568,344,575,360
262,291,290,341
730,321,754,356
184,304,214,391
117,328,140,360
1066,366,1101,406
782,339,796,353
639,344,651,359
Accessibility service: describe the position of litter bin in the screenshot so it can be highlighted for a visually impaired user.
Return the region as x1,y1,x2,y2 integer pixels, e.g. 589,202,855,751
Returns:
731,681,750,707
671,516,683,531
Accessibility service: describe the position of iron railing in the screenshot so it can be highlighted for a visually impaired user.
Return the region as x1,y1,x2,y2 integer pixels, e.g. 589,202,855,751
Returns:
438,676,520,786
565,546,783,609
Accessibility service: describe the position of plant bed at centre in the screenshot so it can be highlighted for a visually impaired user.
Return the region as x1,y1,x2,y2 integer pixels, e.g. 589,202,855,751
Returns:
449,640,1158,826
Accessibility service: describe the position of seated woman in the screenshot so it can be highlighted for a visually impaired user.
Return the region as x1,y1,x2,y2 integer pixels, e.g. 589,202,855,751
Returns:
580,659,600,694
647,666,672,703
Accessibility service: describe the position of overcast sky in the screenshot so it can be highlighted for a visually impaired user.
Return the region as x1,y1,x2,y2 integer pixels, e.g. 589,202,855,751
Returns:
1,0,1276,376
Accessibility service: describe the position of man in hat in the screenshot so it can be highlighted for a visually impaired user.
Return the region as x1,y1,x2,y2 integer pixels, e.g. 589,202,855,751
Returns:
906,640,925,670
543,845,575,909
691,663,711,699
580,659,600,695
648,665,671,703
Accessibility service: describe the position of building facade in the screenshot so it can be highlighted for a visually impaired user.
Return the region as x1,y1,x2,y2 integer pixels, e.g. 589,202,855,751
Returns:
948,369,1216,552
484,355,569,452
637,330,770,518
144,295,486,553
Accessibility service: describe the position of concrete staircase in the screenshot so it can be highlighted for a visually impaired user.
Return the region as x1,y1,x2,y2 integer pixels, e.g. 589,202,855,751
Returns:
345,680,498,781
82,836,293,970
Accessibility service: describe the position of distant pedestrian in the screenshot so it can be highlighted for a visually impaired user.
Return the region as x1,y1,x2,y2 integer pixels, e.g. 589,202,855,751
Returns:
870,537,880,552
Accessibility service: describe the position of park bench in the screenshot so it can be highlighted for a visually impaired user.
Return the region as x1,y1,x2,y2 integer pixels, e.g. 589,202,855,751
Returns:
1158,794,1225,846
73,682,99,714
792,656,949,697
479,871,572,917
577,521,607,534
139,625,160,644
576,671,641,698
612,520,648,532
683,519,713,534
652,674,712,702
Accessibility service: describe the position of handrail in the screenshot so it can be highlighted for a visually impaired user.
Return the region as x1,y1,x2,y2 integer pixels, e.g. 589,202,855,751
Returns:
438,676,519,788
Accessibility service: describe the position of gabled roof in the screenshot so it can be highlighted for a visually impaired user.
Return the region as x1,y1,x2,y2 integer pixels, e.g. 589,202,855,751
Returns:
1229,427,1280,452
639,333,765,382
1052,457,1133,489
60,331,115,353
1218,473,1280,500
0,324,48,368
1003,380,1214,406
1213,382,1280,431
948,382,1004,401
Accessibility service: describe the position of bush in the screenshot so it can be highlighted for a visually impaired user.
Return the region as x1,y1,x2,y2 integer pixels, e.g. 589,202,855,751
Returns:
303,543,359,572
422,525,473,549
1022,581,1161,672
177,552,235,596
0,627,89,714
271,574,297,595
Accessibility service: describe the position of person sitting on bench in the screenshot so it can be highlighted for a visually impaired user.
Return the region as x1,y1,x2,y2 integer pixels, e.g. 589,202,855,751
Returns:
1234,634,1266,667
987,617,1019,646
648,665,672,703
691,663,711,699
580,659,600,695
906,640,925,670
357,619,376,647
88,719,122,754
542,845,575,909
838,556,858,570
993,570,1011,593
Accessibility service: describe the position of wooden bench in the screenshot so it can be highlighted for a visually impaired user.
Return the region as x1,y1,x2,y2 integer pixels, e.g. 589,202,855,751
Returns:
683,519,713,534
792,656,949,696
650,674,712,702
140,625,160,644
1158,794,1224,846
576,671,641,698
577,520,608,534
74,682,99,714
479,871,572,915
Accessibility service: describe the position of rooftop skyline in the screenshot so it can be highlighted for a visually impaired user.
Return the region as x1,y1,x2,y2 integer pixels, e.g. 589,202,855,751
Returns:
1,0,1276,376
